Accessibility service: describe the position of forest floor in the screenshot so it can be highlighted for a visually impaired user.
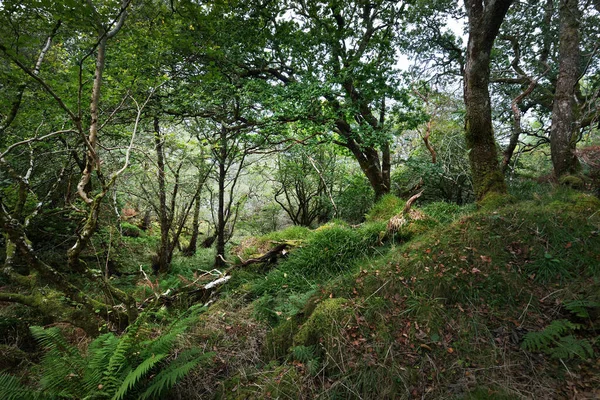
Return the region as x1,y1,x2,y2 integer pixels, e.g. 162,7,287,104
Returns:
2,185,600,399
170,186,600,399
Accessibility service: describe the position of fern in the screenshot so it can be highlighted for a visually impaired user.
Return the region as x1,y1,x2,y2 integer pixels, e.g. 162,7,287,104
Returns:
112,353,166,400
0,374,37,400
7,308,211,400
563,299,600,319
522,319,594,360
138,349,213,400
291,345,318,363
82,333,120,394
30,326,83,367
551,335,594,360
102,322,143,394
30,326,86,398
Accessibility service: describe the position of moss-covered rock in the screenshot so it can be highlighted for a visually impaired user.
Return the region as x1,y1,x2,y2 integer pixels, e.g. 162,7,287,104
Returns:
558,174,585,190
478,192,516,210
294,297,350,347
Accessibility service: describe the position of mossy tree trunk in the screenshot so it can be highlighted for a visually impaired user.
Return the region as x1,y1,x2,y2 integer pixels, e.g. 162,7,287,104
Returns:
1,208,135,334
215,127,228,267
550,0,581,179
463,0,513,200
183,195,202,256
153,117,174,274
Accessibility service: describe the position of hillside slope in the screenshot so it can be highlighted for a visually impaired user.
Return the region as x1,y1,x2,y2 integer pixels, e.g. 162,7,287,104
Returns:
184,189,600,399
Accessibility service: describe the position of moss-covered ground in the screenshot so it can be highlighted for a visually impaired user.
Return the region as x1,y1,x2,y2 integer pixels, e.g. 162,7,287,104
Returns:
180,187,600,399
2,186,599,399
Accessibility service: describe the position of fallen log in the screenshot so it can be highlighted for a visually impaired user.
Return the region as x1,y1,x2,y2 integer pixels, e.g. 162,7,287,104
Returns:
234,243,290,268
138,269,231,308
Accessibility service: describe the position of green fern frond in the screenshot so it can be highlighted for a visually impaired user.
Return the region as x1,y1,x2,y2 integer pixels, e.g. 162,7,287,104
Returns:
522,319,579,352
551,335,595,360
30,326,86,397
140,316,197,358
111,353,166,400
83,333,120,394
138,350,212,400
291,345,318,363
141,331,178,357
563,299,600,319
102,324,142,393
30,326,81,360
0,373,37,400
522,319,593,360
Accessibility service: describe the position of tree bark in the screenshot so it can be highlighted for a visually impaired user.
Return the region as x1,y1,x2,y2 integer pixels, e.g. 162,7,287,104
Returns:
215,127,227,267
153,117,172,274
183,195,202,256
550,0,581,178
68,2,129,270
463,0,513,200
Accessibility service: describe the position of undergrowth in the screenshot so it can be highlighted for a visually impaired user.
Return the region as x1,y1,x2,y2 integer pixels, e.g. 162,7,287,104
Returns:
0,306,214,400
226,187,600,399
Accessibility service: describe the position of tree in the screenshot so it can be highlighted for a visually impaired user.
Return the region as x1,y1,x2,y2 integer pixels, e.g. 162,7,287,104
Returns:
149,118,210,273
0,0,164,332
273,145,337,227
463,0,513,199
550,0,582,178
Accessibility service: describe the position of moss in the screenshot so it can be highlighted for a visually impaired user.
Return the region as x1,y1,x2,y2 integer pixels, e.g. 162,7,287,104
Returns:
546,191,600,214
294,298,350,347
397,216,438,239
120,222,141,238
558,174,586,190
365,194,403,222
265,317,300,360
478,192,516,210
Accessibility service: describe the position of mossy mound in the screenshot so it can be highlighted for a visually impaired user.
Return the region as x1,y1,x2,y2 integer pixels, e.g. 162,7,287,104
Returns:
294,298,350,347
365,194,404,222
559,174,586,189
230,187,600,398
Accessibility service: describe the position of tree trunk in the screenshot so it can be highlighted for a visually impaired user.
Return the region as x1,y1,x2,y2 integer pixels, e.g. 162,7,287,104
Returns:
153,117,172,274
183,195,202,256
68,3,128,270
550,0,581,179
463,0,513,200
342,133,389,200
215,128,227,267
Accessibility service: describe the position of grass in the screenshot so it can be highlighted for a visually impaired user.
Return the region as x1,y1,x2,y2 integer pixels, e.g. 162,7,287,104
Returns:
211,186,600,399
5,184,600,399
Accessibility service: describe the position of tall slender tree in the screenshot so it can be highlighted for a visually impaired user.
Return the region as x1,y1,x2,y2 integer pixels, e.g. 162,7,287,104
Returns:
550,0,582,178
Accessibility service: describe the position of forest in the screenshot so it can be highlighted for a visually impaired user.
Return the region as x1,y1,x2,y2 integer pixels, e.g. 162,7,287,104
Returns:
1,0,599,398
